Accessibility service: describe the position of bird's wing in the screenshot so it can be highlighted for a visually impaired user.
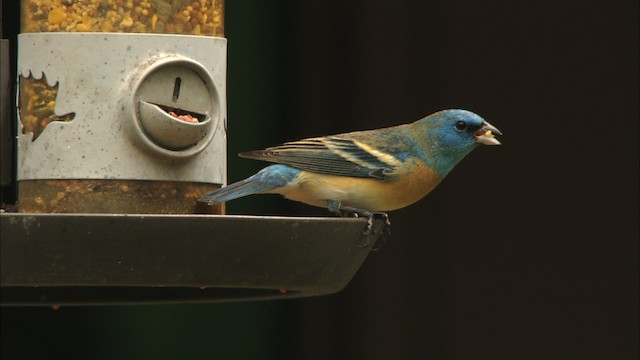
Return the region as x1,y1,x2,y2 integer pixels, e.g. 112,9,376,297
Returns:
239,136,404,180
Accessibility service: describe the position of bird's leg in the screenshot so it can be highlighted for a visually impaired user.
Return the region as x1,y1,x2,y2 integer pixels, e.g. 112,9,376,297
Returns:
327,199,343,214
329,203,391,251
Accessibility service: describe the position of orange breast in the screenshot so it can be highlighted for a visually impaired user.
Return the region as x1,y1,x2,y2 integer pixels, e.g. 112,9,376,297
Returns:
274,160,442,211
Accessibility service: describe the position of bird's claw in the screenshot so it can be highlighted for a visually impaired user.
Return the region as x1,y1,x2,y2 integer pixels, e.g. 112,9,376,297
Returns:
370,212,391,251
336,207,391,251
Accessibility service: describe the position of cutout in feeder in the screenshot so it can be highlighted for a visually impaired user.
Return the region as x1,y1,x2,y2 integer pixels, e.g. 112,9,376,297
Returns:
18,72,76,141
138,100,210,150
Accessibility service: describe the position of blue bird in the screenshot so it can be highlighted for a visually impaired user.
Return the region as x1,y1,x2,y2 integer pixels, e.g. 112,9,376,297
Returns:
200,109,501,227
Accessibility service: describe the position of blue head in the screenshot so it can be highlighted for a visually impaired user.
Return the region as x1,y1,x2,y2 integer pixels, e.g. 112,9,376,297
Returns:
415,109,501,177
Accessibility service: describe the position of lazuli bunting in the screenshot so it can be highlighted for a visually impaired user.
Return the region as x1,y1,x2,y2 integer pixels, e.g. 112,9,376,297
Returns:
200,109,501,217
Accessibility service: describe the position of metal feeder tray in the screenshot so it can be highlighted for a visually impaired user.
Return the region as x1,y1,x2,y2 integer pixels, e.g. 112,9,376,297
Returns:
0,213,383,305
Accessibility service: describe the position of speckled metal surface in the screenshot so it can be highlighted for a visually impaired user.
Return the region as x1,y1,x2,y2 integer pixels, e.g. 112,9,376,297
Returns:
17,33,227,182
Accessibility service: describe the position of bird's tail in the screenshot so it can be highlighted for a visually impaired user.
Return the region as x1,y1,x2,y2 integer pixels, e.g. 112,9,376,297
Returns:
198,164,300,205
198,177,276,205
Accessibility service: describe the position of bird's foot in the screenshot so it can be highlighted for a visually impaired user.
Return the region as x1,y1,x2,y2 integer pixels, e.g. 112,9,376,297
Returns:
336,207,391,251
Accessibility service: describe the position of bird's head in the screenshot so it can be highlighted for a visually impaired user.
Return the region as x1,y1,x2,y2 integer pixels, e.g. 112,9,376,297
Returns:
435,109,501,146
418,109,501,176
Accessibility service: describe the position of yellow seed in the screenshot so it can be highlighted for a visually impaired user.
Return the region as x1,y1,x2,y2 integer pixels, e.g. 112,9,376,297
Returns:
48,8,67,25
151,14,158,30
101,22,114,32
76,23,90,32
119,16,134,28
485,130,492,137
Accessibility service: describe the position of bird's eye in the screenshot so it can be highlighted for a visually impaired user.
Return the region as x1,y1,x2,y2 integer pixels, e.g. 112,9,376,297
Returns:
454,121,468,132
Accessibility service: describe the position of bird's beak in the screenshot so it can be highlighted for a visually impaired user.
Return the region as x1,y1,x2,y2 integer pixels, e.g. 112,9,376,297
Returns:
474,121,502,145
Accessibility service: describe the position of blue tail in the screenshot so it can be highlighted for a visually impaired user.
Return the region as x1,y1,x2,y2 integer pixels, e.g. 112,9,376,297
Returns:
199,164,301,205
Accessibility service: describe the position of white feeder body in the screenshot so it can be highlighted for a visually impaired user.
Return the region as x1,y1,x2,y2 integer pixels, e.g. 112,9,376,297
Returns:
17,33,227,185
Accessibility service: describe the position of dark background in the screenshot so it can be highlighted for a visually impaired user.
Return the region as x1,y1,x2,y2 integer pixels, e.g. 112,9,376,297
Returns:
2,1,638,359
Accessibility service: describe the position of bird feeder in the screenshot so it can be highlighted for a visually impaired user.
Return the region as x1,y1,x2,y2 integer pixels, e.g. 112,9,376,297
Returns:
1,1,383,305
17,0,226,214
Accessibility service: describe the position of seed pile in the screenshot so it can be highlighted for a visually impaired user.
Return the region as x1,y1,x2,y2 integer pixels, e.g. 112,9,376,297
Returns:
22,0,224,36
